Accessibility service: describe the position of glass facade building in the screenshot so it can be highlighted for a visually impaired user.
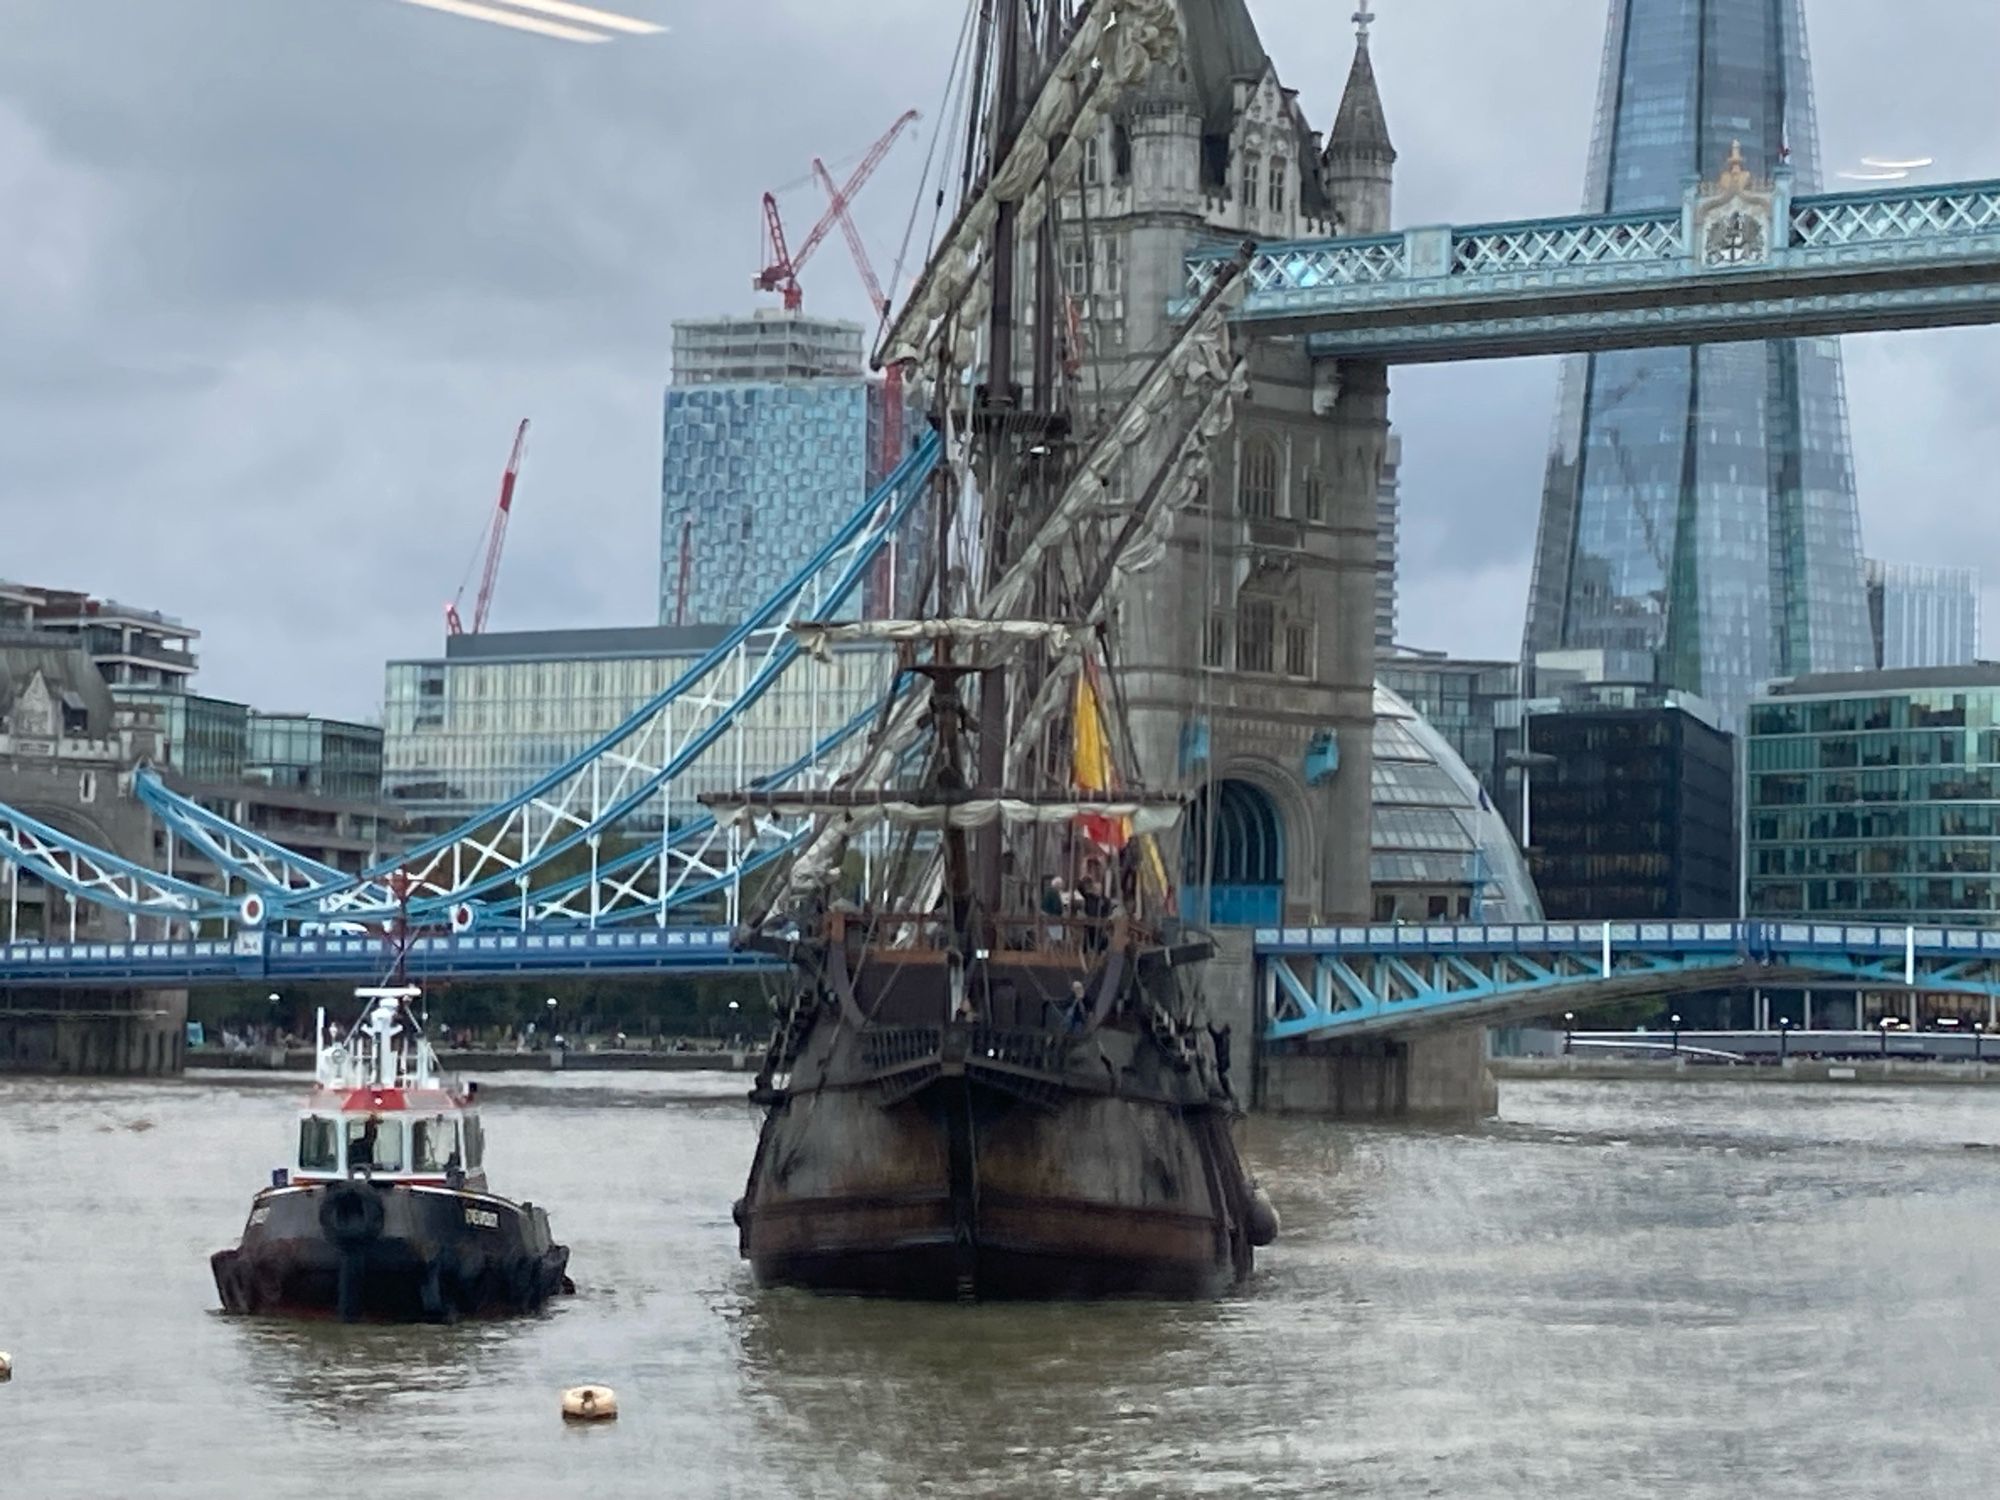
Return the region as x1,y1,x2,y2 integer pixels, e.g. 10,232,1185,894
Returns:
661,311,911,629
383,626,891,833
114,689,249,785
1748,667,2000,926
1526,705,1737,919
1522,0,1872,726
1371,684,1542,923
247,714,385,802
1866,559,1980,670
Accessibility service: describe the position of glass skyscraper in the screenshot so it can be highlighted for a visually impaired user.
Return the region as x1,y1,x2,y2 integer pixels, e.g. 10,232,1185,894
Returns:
660,311,916,629
1867,559,1981,670
1521,0,1873,724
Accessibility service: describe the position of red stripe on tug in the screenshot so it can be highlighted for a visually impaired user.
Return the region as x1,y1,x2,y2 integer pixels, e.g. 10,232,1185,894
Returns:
320,1087,467,1113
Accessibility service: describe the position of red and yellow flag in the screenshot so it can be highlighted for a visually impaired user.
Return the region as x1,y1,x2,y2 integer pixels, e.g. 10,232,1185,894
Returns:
1072,659,1174,901
1073,668,1124,851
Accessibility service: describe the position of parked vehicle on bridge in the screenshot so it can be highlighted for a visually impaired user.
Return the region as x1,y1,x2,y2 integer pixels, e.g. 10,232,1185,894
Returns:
209,985,572,1323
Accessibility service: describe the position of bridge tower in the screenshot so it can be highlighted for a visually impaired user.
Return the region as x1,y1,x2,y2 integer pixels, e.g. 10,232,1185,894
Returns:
1080,1,1388,931
1068,2,1421,1101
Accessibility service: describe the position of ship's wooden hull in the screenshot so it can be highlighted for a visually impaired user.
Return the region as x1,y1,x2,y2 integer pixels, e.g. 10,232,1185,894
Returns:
739,1045,1254,1299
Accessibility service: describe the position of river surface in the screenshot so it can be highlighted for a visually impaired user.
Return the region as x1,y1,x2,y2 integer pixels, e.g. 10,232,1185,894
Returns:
3,1071,1997,1498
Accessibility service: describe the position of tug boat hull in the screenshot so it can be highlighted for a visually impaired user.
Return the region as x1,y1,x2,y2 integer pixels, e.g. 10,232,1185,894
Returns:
212,1181,570,1322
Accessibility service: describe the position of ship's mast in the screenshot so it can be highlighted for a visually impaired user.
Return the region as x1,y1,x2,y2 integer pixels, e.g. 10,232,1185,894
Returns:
970,0,1027,929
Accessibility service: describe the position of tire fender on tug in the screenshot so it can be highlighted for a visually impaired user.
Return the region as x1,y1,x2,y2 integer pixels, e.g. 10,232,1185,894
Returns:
319,1182,386,1247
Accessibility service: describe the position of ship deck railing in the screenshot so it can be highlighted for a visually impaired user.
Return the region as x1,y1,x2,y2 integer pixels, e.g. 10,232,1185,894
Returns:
830,910,1155,961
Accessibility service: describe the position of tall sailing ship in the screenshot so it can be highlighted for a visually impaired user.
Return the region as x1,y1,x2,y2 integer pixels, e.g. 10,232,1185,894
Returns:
713,0,1276,1299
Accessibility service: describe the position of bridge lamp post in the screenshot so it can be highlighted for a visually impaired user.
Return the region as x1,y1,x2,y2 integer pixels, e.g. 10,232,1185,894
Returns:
1879,1015,1894,1057
1563,1011,1574,1056
1778,1016,1792,1063
1977,1022,1986,1064
1671,1014,1681,1055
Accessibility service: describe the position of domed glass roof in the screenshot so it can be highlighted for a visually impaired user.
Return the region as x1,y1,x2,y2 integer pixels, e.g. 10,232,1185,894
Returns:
1372,683,1542,922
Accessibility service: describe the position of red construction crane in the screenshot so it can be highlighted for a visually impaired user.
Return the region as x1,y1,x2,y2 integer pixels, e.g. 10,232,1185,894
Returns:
444,418,528,637
813,154,905,485
753,109,919,311
671,516,694,627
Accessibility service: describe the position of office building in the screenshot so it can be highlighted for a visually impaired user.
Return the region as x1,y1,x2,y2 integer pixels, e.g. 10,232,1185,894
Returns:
113,689,250,785
247,713,385,803
383,625,891,833
107,693,395,876
1520,0,1872,724
661,310,908,629
1867,559,1979,670
1525,702,1736,920
1748,666,2000,926
0,583,198,693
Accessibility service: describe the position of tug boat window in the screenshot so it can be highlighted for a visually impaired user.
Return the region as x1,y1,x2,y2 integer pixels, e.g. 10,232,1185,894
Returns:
298,1115,339,1173
411,1115,459,1173
345,1115,404,1172
463,1115,486,1171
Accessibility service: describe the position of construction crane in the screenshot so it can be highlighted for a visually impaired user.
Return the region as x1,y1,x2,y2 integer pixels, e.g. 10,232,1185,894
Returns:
444,418,528,637
671,516,694,627
753,109,919,312
813,154,906,484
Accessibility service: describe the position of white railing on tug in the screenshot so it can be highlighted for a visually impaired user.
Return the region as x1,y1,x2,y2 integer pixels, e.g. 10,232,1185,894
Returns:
314,987,446,1092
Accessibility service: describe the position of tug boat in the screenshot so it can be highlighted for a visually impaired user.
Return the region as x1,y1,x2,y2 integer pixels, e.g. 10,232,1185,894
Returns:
211,985,572,1322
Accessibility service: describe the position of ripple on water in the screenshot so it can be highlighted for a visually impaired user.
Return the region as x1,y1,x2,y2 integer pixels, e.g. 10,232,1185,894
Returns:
2,1073,1997,1498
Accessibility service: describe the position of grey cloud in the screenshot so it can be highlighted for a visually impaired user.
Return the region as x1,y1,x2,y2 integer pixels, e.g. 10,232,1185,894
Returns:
3,0,1998,722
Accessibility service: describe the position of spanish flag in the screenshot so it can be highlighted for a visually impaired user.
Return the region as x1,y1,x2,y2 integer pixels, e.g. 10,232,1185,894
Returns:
1073,661,1174,900
1073,668,1124,850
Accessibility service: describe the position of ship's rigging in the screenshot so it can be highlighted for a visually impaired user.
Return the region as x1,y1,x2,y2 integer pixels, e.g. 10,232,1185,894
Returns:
720,0,1274,1301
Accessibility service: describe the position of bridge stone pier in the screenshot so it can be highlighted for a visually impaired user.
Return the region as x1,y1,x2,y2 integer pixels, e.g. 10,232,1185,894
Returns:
1256,1031,1495,1121
1208,929,1496,1121
0,985,187,1077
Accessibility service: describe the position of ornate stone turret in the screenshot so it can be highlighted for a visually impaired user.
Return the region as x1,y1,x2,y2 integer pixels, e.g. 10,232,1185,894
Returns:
1323,5,1396,234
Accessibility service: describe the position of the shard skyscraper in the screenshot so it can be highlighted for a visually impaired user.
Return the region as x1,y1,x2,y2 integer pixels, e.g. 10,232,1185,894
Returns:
1520,0,1873,723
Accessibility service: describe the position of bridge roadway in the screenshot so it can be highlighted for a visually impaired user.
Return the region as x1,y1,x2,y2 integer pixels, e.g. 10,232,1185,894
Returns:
17,916,2000,1050
1182,174,2000,361
1257,920,2000,1043
0,925,775,989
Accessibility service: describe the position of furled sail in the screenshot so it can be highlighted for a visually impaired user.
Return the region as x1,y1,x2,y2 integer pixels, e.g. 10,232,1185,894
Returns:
878,0,1185,374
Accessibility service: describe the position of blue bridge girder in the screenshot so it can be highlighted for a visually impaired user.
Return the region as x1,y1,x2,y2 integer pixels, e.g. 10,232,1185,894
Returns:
0,925,779,989
1257,921,2000,1043
1183,175,2000,362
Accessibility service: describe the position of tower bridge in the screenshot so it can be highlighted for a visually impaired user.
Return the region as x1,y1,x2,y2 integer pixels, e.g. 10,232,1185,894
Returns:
1183,168,2000,362
10,5,2000,1111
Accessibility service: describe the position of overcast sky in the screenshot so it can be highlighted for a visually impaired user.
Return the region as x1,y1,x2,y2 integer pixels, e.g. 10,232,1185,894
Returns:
5,0,1998,722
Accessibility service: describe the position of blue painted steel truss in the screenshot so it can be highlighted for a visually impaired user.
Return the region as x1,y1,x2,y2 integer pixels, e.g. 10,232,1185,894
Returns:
0,435,940,941
1258,921,2000,1041
1184,176,2000,361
